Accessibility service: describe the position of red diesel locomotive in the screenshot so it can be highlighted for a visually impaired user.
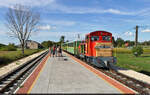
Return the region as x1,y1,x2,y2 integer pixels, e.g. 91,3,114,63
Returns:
62,30,117,68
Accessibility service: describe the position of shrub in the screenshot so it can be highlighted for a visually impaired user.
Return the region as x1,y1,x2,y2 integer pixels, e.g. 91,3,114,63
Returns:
0,43,17,51
132,46,143,57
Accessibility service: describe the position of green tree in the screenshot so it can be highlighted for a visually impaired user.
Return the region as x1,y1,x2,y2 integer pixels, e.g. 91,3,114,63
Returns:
59,36,65,46
60,36,65,43
0,43,6,48
125,40,134,46
116,38,124,47
132,46,143,57
1,43,17,51
112,36,116,47
41,41,54,48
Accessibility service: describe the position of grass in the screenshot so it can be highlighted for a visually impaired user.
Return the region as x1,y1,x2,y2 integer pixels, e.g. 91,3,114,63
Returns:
113,48,132,54
113,48,150,76
113,48,150,54
0,49,44,66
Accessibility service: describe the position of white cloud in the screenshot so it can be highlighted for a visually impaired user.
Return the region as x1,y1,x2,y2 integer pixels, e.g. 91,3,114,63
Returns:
0,0,55,7
52,5,133,15
103,9,132,15
124,31,134,36
42,20,76,26
37,25,51,31
0,0,149,16
0,0,147,16
46,1,150,16
141,29,150,32
45,1,135,15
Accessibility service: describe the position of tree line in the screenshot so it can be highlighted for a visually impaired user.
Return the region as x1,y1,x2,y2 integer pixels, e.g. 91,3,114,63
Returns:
41,36,65,48
112,37,150,47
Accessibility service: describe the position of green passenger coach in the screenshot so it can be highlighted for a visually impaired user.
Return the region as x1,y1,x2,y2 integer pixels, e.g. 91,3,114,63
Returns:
62,41,81,56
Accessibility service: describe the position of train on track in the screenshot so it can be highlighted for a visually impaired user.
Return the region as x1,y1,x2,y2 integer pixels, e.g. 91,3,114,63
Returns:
62,30,117,68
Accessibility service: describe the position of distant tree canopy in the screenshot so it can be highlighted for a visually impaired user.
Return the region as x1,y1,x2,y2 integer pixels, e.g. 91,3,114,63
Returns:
60,36,65,43
116,38,124,47
0,43,6,48
125,40,135,46
112,37,135,47
41,41,55,48
140,41,150,46
0,43,17,51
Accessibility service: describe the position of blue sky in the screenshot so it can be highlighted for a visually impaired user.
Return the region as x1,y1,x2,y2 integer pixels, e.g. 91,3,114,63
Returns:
0,0,150,45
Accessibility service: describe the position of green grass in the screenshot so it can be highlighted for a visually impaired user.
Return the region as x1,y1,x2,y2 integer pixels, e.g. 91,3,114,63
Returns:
113,48,132,54
113,48,150,54
0,49,44,66
113,48,150,76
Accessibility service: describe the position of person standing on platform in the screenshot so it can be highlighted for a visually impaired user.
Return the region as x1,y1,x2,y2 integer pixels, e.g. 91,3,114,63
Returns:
57,46,59,57
50,46,53,57
49,47,51,56
58,46,62,57
53,45,56,57
55,46,58,57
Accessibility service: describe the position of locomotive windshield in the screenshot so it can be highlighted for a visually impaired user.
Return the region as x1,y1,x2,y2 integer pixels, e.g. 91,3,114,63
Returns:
102,36,111,41
91,36,99,41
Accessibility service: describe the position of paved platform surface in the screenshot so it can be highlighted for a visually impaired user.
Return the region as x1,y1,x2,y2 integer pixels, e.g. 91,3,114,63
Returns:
29,53,122,94
111,61,150,84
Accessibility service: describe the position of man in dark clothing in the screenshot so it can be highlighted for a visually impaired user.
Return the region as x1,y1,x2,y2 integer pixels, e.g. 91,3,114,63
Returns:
53,46,56,57
58,46,62,57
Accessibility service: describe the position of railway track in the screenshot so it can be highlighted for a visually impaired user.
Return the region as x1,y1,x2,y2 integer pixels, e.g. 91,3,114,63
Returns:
95,66,150,94
86,61,150,94
65,51,150,94
0,50,49,94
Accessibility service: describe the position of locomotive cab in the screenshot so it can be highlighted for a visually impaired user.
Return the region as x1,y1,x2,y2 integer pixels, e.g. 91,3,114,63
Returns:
84,31,117,68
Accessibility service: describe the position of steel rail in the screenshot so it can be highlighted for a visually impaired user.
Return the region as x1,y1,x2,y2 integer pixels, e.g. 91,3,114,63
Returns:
0,50,49,94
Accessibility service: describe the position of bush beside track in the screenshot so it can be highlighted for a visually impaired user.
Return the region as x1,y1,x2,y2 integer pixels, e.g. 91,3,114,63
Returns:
113,48,150,76
0,49,44,66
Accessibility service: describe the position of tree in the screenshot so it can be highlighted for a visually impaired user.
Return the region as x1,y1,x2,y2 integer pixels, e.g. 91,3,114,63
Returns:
132,46,143,57
1,43,17,51
0,43,6,48
5,4,40,55
66,40,69,42
112,36,116,47
41,40,54,48
60,36,65,45
116,38,124,47
125,40,134,47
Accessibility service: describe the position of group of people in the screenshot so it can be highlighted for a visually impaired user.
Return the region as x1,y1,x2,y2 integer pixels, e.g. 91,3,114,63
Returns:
49,45,62,57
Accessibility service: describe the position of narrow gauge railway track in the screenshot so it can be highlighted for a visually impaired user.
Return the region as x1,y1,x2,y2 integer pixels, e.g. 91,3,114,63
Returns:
0,50,49,94
94,66,150,94
64,51,150,94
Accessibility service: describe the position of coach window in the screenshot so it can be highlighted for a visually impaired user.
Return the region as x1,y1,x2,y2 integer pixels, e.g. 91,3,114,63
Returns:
91,36,99,41
102,36,111,41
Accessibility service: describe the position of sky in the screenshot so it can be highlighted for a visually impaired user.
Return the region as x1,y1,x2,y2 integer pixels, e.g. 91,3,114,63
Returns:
0,0,150,45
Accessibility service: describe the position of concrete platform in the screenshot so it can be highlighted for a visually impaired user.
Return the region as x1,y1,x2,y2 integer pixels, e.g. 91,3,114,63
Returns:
29,53,123,94
110,62,150,85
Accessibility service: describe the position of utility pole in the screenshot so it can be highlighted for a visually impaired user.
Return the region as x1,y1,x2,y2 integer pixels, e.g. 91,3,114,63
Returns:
77,34,80,41
135,25,138,47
